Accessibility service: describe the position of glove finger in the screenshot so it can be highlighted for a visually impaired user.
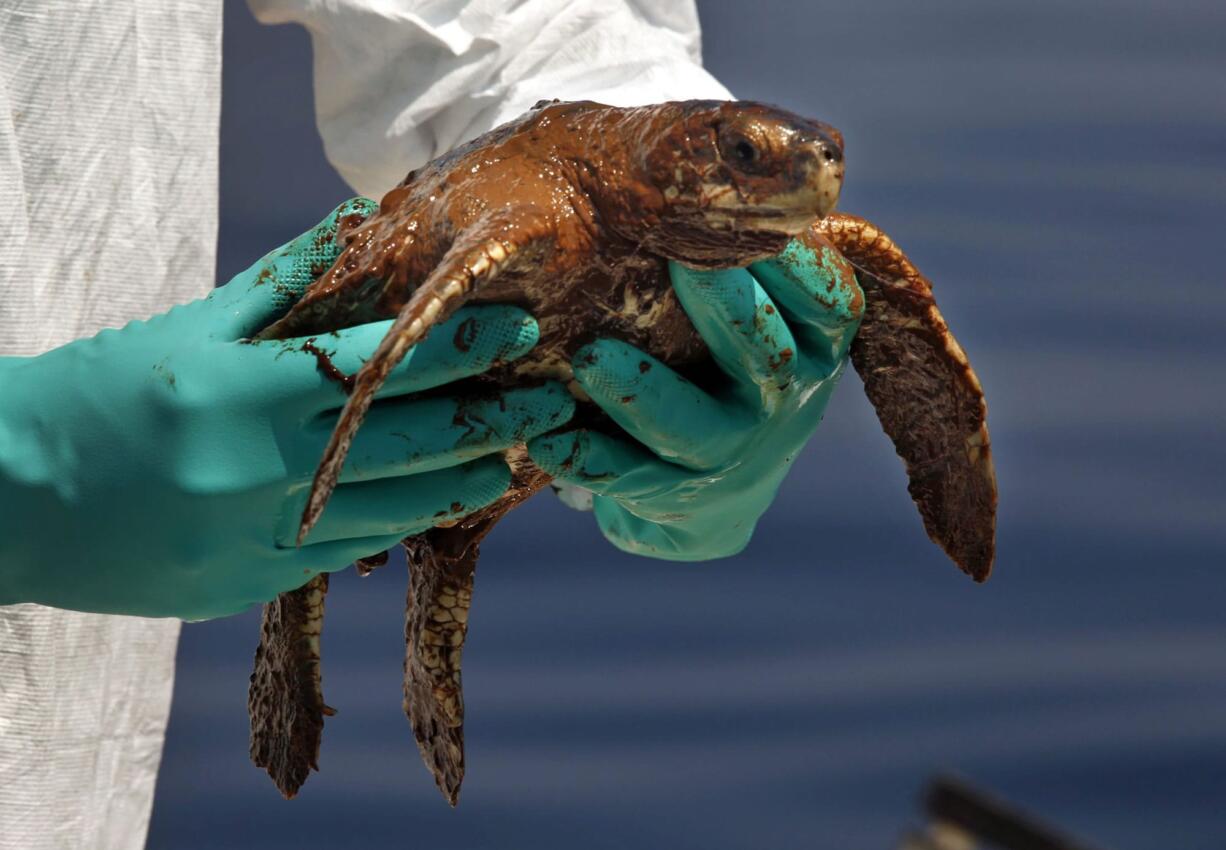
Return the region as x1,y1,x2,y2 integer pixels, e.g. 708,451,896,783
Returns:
669,263,798,394
527,429,691,502
272,532,407,592
749,235,864,374
250,304,541,412
210,197,378,340
571,339,746,470
239,532,410,607
591,497,750,562
304,382,574,484
287,455,511,546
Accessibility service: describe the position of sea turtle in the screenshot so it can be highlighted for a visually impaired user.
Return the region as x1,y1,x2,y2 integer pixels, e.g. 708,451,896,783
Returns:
246,99,996,805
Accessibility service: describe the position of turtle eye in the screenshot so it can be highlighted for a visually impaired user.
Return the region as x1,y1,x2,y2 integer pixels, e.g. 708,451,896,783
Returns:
719,130,766,173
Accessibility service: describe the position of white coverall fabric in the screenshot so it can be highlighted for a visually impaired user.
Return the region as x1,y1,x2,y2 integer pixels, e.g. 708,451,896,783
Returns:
1,0,725,846
0,3,221,849
248,0,732,198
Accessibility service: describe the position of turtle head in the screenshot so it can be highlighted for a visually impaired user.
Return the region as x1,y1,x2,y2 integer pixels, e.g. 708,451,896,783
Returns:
702,102,844,225
629,101,844,268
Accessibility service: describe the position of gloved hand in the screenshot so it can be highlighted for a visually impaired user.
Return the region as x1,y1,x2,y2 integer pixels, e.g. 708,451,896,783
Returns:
529,237,863,560
0,199,573,620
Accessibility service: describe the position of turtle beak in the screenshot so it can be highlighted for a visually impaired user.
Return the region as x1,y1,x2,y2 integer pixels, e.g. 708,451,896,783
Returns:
758,126,843,232
805,127,844,218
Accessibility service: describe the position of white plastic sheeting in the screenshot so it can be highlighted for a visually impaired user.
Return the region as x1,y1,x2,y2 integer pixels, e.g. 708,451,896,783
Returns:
0,2,221,848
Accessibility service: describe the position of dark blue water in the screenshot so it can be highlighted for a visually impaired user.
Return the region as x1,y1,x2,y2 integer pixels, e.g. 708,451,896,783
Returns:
148,2,1226,847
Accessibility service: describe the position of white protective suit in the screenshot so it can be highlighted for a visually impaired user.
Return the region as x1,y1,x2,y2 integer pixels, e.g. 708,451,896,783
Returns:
0,1,727,847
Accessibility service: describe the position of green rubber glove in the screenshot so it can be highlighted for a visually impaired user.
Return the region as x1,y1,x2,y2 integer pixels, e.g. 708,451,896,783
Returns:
529,238,863,560
0,200,573,620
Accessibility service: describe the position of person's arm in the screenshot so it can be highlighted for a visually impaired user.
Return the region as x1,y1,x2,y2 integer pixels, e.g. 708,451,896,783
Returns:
247,0,731,197
249,0,862,560
0,200,572,620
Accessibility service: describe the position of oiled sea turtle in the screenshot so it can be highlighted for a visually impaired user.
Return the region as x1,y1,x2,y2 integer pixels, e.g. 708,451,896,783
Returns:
247,100,996,804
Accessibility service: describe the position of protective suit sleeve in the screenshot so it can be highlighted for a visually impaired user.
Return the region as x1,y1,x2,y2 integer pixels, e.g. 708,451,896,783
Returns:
247,0,732,198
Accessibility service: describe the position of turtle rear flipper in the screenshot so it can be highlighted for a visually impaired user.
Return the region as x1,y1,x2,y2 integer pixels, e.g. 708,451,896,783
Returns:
403,453,552,805
402,531,474,806
249,573,332,797
817,213,997,580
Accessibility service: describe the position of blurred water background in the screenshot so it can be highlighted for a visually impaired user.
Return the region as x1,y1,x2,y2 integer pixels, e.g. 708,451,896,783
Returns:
148,1,1226,847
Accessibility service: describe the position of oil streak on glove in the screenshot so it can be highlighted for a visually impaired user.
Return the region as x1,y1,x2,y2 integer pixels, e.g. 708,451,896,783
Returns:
0,200,573,620
529,239,863,560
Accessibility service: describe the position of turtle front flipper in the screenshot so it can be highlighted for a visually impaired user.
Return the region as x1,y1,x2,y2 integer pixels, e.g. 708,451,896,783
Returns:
249,573,333,797
815,213,997,580
296,206,557,545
